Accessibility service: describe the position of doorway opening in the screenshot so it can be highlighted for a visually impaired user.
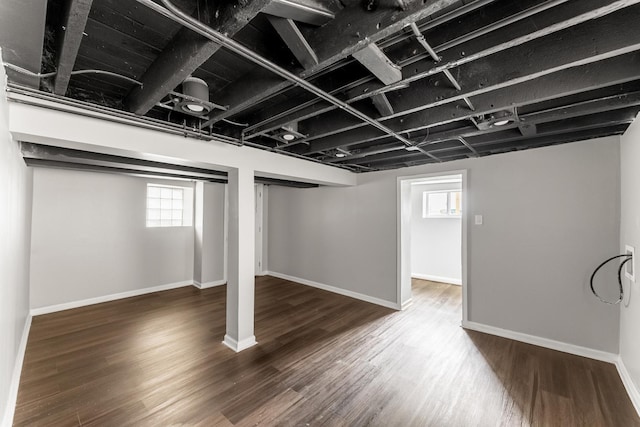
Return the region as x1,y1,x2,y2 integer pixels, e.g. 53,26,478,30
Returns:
397,171,468,323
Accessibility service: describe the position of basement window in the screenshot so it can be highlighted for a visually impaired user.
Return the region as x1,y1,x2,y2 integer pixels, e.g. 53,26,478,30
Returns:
146,184,193,227
423,191,462,218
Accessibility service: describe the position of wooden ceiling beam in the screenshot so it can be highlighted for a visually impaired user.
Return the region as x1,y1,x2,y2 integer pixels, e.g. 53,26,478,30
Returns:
53,0,93,95
237,0,522,137
371,93,395,117
296,6,640,148
204,0,461,126
241,0,636,140
302,52,640,154
352,43,402,85
125,0,272,116
267,16,318,69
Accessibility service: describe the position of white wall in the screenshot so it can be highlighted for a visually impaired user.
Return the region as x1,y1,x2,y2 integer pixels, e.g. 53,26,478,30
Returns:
620,117,640,400
30,169,195,309
268,137,621,352
201,183,226,284
411,181,462,284
0,65,33,426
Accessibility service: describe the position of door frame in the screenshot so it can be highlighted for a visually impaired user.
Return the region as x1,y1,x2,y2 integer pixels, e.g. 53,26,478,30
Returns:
396,169,468,323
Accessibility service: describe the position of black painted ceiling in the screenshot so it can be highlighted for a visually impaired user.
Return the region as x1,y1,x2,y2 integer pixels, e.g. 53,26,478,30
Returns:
5,0,640,172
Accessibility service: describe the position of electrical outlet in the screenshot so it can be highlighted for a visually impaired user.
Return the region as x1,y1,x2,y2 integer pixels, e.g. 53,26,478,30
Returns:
625,245,635,282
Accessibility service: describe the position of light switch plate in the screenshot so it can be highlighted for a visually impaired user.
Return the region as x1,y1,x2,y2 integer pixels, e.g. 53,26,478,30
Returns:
475,215,483,225
625,245,635,282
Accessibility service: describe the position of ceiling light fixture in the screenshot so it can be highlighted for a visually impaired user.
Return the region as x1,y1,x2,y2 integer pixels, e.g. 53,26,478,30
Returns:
275,122,306,142
472,109,517,130
177,76,212,116
334,148,351,158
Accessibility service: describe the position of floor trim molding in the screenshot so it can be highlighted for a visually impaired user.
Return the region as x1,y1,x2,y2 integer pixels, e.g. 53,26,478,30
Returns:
412,273,461,286
615,356,640,417
2,314,31,427
30,281,193,316
222,335,257,352
462,320,618,363
265,271,400,310
193,279,226,289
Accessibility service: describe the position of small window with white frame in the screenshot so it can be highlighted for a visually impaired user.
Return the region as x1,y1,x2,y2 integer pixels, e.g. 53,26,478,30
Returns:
146,184,193,227
423,190,462,218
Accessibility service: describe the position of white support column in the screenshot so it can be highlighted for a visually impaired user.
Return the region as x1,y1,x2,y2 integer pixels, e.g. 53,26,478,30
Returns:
223,167,257,352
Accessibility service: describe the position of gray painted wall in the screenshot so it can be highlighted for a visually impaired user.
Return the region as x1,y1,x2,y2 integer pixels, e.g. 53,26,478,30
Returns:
411,181,462,283
620,118,640,394
201,183,226,284
0,65,33,425
268,137,621,352
30,169,196,309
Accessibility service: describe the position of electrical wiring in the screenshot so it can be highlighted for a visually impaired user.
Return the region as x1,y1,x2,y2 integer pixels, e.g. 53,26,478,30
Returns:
3,62,143,86
590,254,632,305
3,62,56,78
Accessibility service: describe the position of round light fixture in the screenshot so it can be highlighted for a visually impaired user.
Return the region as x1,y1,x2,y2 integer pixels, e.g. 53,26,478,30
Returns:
335,152,347,158
177,76,211,115
186,103,205,113
282,133,296,141
493,119,511,126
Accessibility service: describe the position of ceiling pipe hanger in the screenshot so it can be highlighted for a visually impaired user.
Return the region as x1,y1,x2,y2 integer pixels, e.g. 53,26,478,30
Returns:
134,0,440,162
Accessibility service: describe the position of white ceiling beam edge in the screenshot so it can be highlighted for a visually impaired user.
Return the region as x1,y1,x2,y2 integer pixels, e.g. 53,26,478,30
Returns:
8,96,356,187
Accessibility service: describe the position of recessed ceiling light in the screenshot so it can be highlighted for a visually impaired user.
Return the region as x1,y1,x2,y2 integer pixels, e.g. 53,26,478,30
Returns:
493,119,510,126
282,133,296,141
186,103,205,112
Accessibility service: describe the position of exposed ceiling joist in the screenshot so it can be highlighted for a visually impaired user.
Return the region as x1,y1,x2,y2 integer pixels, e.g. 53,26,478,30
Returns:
371,93,395,117
241,0,631,140
352,43,402,85
301,52,640,153
203,0,461,126
267,16,318,69
336,98,640,165
124,0,272,116
368,122,629,168
53,0,93,95
6,0,640,172
296,2,640,145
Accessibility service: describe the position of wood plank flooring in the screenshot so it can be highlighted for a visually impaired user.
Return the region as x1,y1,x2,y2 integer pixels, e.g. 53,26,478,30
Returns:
14,277,640,426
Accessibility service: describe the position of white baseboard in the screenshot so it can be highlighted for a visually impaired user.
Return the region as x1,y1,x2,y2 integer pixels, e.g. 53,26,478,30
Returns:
30,280,193,316
1,314,31,427
615,356,640,417
401,298,413,310
412,273,461,286
222,334,257,352
265,271,400,310
193,279,226,289
462,320,618,363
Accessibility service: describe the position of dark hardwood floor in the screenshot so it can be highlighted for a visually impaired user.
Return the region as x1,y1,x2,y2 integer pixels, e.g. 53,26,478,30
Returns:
14,277,640,426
